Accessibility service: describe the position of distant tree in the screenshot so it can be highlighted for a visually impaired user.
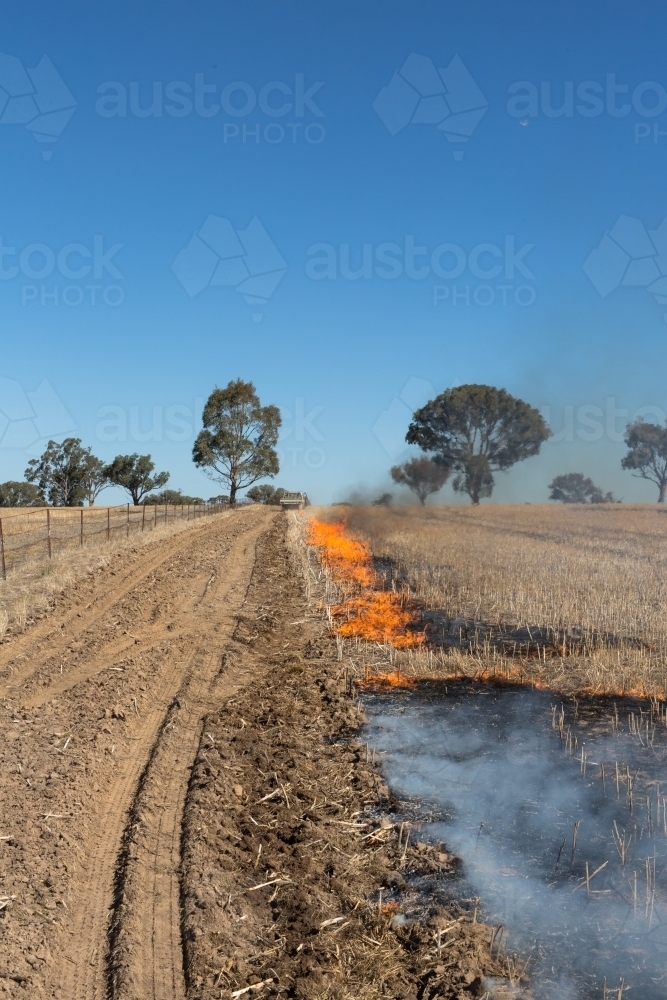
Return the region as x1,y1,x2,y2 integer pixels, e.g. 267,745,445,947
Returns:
406,384,551,504
372,492,393,506
621,419,667,502
0,481,43,507
246,485,286,505
192,380,281,505
80,455,110,506
142,489,204,505
390,456,450,505
549,473,616,504
104,454,169,505
25,438,101,507
208,495,230,505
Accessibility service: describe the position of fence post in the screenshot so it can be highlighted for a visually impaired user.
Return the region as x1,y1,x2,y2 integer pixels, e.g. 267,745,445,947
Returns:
0,517,6,581
142,505,146,532
126,502,130,538
164,504,167,525
107,506,110,542
46,508,52,559
80,508,84,547
181,503,184,521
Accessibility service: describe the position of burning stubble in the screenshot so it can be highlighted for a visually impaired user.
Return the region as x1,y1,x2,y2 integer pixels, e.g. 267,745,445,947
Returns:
340,504,667,698
306,517,425,649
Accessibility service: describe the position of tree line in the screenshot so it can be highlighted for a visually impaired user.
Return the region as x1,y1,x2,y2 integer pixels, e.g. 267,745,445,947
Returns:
387,384,667,505
0,380,283,509
3,380,667,508
0,444,182,508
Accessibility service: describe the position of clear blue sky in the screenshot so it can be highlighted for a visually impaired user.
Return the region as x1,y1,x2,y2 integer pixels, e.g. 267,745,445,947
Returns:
2,0,666,503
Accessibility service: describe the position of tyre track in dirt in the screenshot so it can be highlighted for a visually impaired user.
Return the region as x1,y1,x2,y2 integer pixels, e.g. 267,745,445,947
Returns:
0,512,247,697
51,514,271,1000
106,645,252,1000
105,540,267,1000
23,561,224,712
0,507,274,1000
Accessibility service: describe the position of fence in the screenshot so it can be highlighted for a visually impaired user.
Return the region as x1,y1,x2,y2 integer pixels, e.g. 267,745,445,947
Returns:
0,502,228,580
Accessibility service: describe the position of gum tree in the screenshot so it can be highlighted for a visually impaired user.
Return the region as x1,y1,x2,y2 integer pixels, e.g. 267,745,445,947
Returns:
406,384,551,504
548,473,615,504
390,456,450,505
104,454,169,505
621,419,667,502
0,481,43,506
25,438,102,507
80,455,110,505
246,485,286,505
192,380,281,505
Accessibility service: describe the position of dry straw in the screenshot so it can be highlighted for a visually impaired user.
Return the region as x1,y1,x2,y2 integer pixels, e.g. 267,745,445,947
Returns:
317,504,667,697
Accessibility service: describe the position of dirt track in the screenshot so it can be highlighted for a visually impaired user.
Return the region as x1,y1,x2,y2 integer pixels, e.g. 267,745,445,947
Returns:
0,507,273,998
0,509,503,1000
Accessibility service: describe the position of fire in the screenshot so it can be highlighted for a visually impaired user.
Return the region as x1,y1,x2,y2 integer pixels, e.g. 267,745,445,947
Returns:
306,518,373,589
306,518,424,650
334,593,424,647
363,669,417,689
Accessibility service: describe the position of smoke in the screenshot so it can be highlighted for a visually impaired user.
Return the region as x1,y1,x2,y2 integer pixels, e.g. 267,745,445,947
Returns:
364,685,667,999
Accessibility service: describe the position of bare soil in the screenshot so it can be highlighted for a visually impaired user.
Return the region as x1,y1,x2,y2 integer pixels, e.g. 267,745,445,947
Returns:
0,510,503,1000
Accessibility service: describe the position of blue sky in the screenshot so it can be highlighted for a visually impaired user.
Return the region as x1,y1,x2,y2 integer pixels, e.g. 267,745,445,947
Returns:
1,0,667,504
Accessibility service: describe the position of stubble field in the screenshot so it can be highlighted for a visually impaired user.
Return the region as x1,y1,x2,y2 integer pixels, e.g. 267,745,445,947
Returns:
341,503,667,697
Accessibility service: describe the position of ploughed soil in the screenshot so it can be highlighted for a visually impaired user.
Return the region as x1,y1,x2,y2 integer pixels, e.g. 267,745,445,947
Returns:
0,509,504,1000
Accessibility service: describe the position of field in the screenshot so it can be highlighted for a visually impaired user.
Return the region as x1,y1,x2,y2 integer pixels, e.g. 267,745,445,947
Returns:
5,499,652,999
338,503,667,696
0,508,496,1000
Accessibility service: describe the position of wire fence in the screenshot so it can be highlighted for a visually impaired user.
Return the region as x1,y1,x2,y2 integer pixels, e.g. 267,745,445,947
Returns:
0,502,228,580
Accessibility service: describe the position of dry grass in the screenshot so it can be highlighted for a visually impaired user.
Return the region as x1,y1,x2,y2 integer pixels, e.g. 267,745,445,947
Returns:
0,509,232,642
315,504,667,698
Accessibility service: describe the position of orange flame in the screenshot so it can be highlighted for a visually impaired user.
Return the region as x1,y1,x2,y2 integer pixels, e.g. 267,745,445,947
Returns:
307,518,424,649
362,669,418,689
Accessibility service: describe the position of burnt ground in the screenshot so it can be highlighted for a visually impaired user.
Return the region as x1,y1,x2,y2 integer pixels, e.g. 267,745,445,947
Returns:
0,510,506,1000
